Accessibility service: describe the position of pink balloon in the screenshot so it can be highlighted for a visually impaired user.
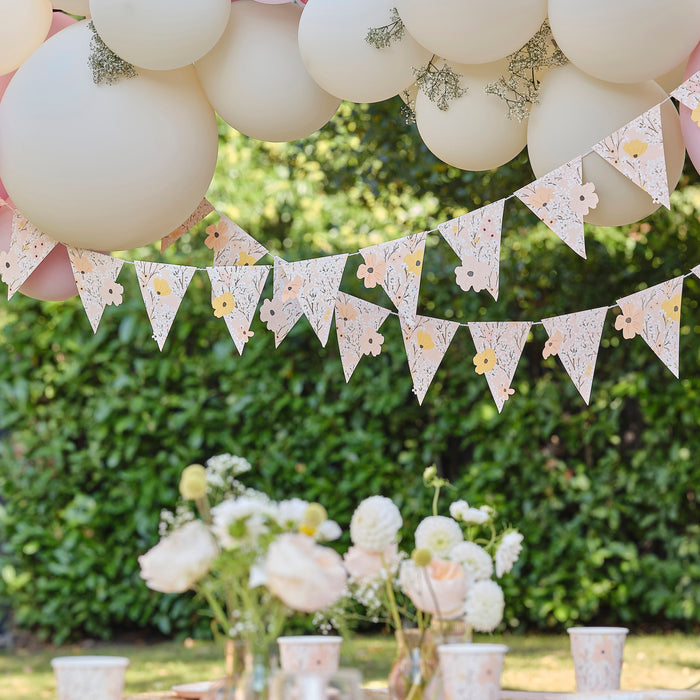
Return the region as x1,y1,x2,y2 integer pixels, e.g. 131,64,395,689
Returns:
680,41,700,176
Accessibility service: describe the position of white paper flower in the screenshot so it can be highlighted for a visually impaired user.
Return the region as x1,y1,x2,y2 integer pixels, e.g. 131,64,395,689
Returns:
414,516,463,557
495,531,524,577
350,496,402,553
448,500,470,521
449,541,493,581
464,579,505,633
211,495,273,550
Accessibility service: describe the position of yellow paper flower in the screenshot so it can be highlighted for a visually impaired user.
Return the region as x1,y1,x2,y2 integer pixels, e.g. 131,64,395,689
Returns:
473,348,497,374
404,249,424,275
179,464,207,500
416,330,435,350
661,294,682,322
153,277,172,296
236,251,257,266
623,139,648,159
212,292,236,318
692,104,700,126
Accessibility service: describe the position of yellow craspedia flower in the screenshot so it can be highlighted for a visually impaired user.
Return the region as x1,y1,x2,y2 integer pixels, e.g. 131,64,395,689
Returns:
212,292,236,318
416,330,435,350
622,139,648,159
404,249,424,275
473,348,497,375
692,104,700,127
300,503,327,536
179,464,207,500
411,548,432,568
153,277,172,296
236,251,257,266
661,294,682,322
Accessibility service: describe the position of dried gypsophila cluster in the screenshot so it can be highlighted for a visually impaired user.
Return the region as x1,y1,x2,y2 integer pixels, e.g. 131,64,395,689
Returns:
87,21,137,86
484,19,568,122
413,57,467,112
400,88,417,125
365,7,406,49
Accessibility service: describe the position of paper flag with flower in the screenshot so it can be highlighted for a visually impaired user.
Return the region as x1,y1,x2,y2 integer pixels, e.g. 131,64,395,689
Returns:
335,292,391,382
671,70,700,111
161,198,215,252
401,315,460,405
468,321,532,412
358,232,427,320
67,249,125,333
614,276,684,377
437,200,505,300
205,213,269,267
135,261,196,351
592,104,670,209
515,157,596,258
541,307,608,404
207,265,270,355
0,210,58,299
692,263,700,280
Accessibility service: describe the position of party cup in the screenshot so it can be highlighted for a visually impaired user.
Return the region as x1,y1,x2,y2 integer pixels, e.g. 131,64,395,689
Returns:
277,635,342,673
51,655,129,700
437,643,508,700
567,626,629,691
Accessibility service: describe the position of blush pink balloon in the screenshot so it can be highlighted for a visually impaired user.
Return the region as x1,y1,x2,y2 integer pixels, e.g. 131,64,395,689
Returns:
680,41,700,176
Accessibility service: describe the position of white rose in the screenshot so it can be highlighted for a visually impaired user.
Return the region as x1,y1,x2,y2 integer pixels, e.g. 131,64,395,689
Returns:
414,516,463,557
350,496,402,553
495,531,524,577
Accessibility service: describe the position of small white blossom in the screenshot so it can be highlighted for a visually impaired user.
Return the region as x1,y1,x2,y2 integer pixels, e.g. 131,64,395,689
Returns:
275,498,309,529
350,496,402,553
464,579,505,633
414,515,463,557
211,495,273,550
449,500,470,521
206,453,252,476
495,531,524,577
462,507,490,525
449,541,493,581
317,519,342,542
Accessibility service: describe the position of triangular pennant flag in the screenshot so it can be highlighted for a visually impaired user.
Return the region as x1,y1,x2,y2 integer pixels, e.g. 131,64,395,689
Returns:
614,276,684,377
437,200,505,300
401,314,459,405
134,261,196,350
207,265,270,355
206,214,268,267
0,210,57,299
671,70,700,111
468,321,532,412
335,292,391,382
67,249,125,333
541,307,608,404
161,199,215,252
515,157,596,258
592,104,670,209
260,258,304,348
692,263,700,280
358,232,427,320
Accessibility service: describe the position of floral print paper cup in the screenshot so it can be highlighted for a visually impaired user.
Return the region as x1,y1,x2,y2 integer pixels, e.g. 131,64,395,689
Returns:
437,643,508,700
51,656,129,700
567,626,629,691
277,635,342,673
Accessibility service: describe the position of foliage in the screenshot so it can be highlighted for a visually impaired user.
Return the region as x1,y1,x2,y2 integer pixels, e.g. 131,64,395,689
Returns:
0,100,699,642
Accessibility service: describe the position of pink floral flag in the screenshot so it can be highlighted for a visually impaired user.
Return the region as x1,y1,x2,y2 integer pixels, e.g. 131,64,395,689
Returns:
468,321,532,412
160,198,215,252
67,249,125,333
541,307,608,404
205,214,268,267
671,70,700,110
358,232,427,320
335,291,391,381
401,315,460,405
692,263,700,279
134,261,196,351
615,276,684,377
514,157,596,258
592,105,670,209
0,210,57,299
207,265,270,355
437,200,505,300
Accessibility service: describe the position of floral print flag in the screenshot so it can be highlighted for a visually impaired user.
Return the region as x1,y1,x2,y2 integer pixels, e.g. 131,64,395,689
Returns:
437,200,505,300
358,232,427,320
205,214,268,267
160,198,215,252
541,307,608,404
335,292,391,382
515,157,596,258
592,104,670,209
401,314,460,405
468,321,532,412
615,276,684,377
207,265,270,355
692,263,700,280
0,210,57,299
671,70,700,110
67,249,125,333
135,261,196,351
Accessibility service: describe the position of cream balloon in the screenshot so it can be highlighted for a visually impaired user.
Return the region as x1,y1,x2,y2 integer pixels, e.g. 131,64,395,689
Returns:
0,0,52,75
90,0,231,71
298,0,431,103
53,0,90,15
394,0,547,65
527,65,685,227
415,59,527,172
196,1,340,142
654,58,690,94
549,0,700,84
0,21,218,250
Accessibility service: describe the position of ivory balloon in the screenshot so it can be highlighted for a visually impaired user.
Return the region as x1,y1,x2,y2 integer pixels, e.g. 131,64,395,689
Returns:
654,57,689,94
196,1,340,142
298,0,431,103
680,42,700,176
527,64,686,227
0,21,218,250
549,0,700,84
394,0,547,66
53,0,90,15
415,59,527,172
0,0,52,75
90,0,231,71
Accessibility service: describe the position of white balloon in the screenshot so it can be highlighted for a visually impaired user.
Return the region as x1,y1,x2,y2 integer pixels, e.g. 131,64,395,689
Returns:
54,0,90,15
196,1,340,142
549,0,700,84
654,57,690,94
415,59,527,172
394,0,547,65
0,21,218,250
527,65,685,227
298,0,431,103
90,0,231,71
0,0,52,75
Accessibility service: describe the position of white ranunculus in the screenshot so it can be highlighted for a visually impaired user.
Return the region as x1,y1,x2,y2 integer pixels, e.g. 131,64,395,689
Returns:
275,498,309,529
350,496,402,553
464,579,505,633
495,531,524,577
138,520,218,593
449,541,493,581
448,499,470,521
414,515,463,557
211,495,273,549
463,507,490,525
317,519,342,542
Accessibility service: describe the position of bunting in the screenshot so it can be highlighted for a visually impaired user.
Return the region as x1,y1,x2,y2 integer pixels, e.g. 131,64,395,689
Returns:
692,264,700,280
671,70,700,111
437,200,505,300
335,292,391,382
541,307,608,404
161,198,215,252
135,261,196,350
207,265,270,355
592,105,670,209
206,214,268,267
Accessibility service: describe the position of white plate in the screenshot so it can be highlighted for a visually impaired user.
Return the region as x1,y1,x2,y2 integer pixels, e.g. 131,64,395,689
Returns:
170,681,215,699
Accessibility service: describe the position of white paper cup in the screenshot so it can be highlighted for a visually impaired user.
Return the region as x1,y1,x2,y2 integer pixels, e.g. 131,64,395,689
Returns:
277,635,342,673
567,626,629,691
51,655,129,700
437,643,508,700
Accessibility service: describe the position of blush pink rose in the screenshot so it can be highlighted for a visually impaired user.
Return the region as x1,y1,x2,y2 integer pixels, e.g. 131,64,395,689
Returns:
399,558,468,619
344,543,400,583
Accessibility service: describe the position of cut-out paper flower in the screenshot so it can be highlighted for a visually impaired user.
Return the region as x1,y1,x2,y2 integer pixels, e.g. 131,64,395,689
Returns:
542,331,564,359
496,384,515,403
260,297,286,333
416,330,435,351
569,182,599,216
404,249,424,276
693,105,700,126
615,303,644,339
100,280,124,306
281,276,302,301
153,278,172,297
236,251,257,266
357,254,387,289
455,257,490,293
205,222,230,251
661,295,682,322
336,301,358,323
622,139,649,160
212,292,236,318
473,348,497,375
528,185,553,210
359,329,384,356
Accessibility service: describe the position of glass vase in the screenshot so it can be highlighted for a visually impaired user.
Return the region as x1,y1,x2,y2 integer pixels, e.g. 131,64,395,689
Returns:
202,640,260,700
234,644,278,700
387,628,438,700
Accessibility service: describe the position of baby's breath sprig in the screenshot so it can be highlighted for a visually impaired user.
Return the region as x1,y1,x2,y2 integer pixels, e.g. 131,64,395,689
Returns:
365,7,406,50
87,21,137,86
413,57,466,112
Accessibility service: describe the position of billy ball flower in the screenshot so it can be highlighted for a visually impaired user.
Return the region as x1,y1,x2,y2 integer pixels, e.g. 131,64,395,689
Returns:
464,579,505,633
449,541,494,581
350,496,402,553
179,463,207,500
414,515,463,558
